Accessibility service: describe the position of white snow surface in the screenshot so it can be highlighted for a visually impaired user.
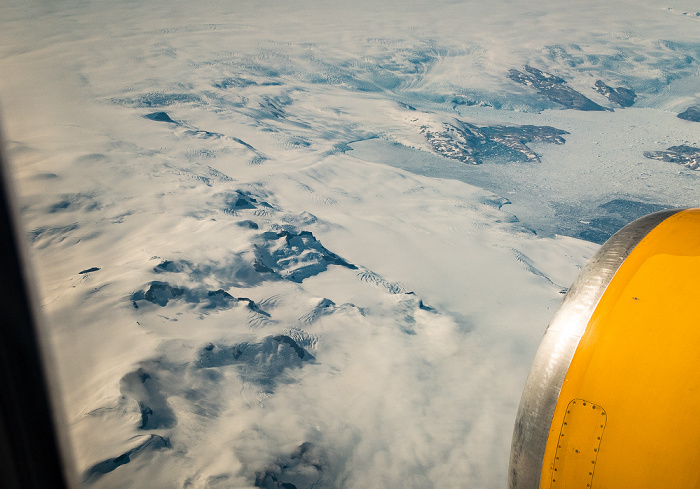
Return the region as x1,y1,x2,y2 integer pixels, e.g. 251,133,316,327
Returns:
1,0,698,488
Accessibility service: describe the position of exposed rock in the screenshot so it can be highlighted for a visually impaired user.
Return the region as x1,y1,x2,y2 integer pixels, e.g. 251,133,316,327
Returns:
299,298,337,323
594,81,636,107
236,296,271,316
83,435,171,482
222,190,274,214
196,336,314,390
120,368,176,430
643,145,700,170
79,267,100,274
153,260,186,273
205,289,236,310
143,282,186,306
144,111,177,123
152,257,256,286
113,93,201,107
254,230,357,283
419,118,568,164
677,106,700,122
272,335,307,360
576,199,669,244
131,281,269,314
508,65,608,111
237,220,259,229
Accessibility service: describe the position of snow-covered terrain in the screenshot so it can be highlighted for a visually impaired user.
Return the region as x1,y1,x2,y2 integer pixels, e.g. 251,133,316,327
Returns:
1,0,699,487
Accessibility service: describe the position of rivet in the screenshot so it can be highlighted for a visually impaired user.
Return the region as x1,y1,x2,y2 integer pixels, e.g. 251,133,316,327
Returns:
592,460,595,464
583,402,587,406
594,449,597,452
589,472,592,476
592,406,596,409
597,437,601,440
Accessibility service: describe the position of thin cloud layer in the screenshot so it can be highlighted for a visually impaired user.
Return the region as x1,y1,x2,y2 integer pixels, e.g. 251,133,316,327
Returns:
1,1,698,488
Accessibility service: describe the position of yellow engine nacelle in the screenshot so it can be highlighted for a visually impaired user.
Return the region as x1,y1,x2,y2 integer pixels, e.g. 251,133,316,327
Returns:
510,208,700,489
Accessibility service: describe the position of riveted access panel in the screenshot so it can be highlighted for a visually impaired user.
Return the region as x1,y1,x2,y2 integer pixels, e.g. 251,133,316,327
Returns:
549,399,606,489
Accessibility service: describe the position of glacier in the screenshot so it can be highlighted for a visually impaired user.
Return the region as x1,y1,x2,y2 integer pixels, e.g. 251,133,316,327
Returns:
1,0,699,488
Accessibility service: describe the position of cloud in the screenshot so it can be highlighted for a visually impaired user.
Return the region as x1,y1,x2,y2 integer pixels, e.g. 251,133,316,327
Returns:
2,1,695,488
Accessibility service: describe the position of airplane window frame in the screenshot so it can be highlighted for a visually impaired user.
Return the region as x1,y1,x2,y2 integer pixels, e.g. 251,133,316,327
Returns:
0,129,75,489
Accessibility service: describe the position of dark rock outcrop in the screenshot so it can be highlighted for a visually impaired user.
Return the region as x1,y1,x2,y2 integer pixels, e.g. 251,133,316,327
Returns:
140,281,186,306
508,65,608,111
237,220,259,229
79,267,100,274
84,435,171,482
196,336,314,390
144,111,177,123
254,231,357,283
120,368,176,430
131,281,269,315
644,145,700,170
576,199,669,244
222,190,274,214
594,81,636,107
677,106,700,122
420,119,568,164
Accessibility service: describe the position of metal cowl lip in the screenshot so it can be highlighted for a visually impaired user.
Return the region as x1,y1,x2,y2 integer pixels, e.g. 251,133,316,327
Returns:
508,208,688,489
